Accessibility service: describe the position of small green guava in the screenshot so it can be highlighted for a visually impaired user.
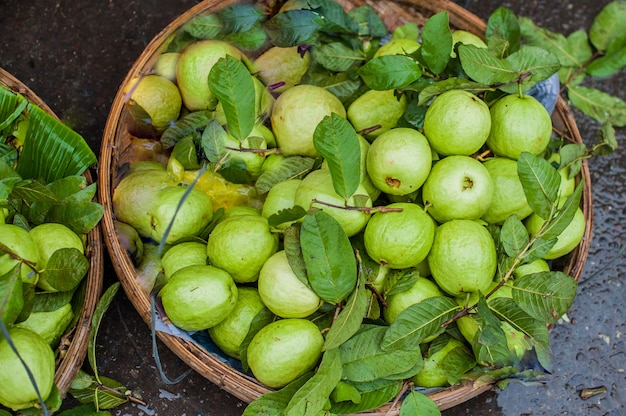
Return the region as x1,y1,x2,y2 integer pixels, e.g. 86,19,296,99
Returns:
548,152,576,198
159,264,238,331
366,127,432,196
0,223,40,284
364,202,435,269
423,89,491,156
451,30,487,57
422,155,494,223
206,215,278,283
15,303,74,347
271,84,346,157
161,241,208,280
253,46,311,93
0,328,55,411
208,287,266,359
247,318,324,389
261,179,302,230
347,89,407,139
257,250,322,318
428,219,497,297
525,205,586,260
152,52,180,82
481,157,533,224
413,336,471,387
383,276,443,324
512,258,550,279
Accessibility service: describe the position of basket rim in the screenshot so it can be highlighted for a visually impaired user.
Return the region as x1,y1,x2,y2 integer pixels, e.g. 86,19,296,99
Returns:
97,0,593,414
0,66,105,398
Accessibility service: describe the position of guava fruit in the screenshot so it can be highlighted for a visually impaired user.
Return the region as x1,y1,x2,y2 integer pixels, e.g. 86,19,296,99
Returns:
294,169,372,237
208,287,266,359
148,185,213,244
247,318,324,388
223,205,262,219
525,205,586,260
0,223,39,284
261,179,302,230
161,241,208,280
159,264,238,331
451,30,487,57
114,220,144,266
512,258,550,279
257,250,322,318
422,155,494,223
366,127,432,196
347,89,407,139
548,152,576,198
413,336,472,387
486,94,552,160
176,39,246,111
364,202,435,269
0,328,55,411
423,89,491,156
29,223,85,292
481,157,533,224
15,302,74,346
253,46,311,93
206,215,278,283
152,52,180,82
428,219,497,297
374,38,420,57
270,84,346,157
383,276,443,324
123,74,182,132
222,133,268,179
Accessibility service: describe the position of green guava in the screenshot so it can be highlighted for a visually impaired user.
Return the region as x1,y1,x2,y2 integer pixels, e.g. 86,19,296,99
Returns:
428,219,496,297
123,74,182,132
347,89,408,139
253,46,311,93
374,38,420,57
512,258,550,279
525,205,586,260
481,157,533,224
159,264,238,331
0,223,40,284
271,84,346,157
206,215,278,283
366,127,432,196
15,302,74,347
152,52,180,82
548,152,576,198
161,241,208,280
422,155,494,223
413,336,471,387
451,30,487,57
257,250,322,318
247,318,324,388
0,328,55,411
294,169,372,237
364,202,435,269
208,287,266,359
423,89,491,156
383,276,443,324
261,179,302,230
222,133,268,179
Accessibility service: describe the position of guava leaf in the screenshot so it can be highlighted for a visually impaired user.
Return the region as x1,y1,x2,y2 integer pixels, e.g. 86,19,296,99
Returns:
540,180,584,241
400,391,441,416
40,248,89,292
0,265,23,326
31,290,76,313
418,78,491,106
383,268,420,297
348,5,388,37
88,282,120,383
381,296,459,351
301,211,357,304
587,47,626,78
589,0,626,52
201,119,230,165
500,214,529,258
68,373,128,410
254,156,315,195
339,326,421,382
330,381,401,414
512,271,578,324
313,114,361,199
172,135,201,170
218,3,265,33
558,143,587,179
239,307,275,373
312,42,364,72
224,25,268,52
330,380,361,404
523,236,558,264
593,122,618,157
268,206,307,230
473,297,513,367
323,278,368,351
242,373,313,416
264,10,324,47
500,46,560,93
180,13,223,40
208,56,255,141
284,348,342,416
10,179,58,205
420,12,452,75
517,152,561,220
55,403,111,416
45,200,104,235
567,85,626,127
358,55,422,90
458,45,518,86
440,344,478,385
485,6,521,56
283,224,309,286
161,110,213,149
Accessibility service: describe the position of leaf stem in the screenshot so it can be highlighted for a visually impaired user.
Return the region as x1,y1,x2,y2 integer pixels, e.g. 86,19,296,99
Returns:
311,198,403,215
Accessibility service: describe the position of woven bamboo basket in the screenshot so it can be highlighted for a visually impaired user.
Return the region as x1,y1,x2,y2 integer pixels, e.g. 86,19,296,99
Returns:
0,67,105,398
98,0,594,413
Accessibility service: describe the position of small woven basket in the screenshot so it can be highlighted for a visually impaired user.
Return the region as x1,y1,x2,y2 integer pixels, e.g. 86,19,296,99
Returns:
0,67,105,399
98,0,593,413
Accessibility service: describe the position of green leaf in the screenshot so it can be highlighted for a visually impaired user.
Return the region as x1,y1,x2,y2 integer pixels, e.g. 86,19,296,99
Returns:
348,5,388,37
500,214,530,258
243,373,312,416
201,119,230,164
323,279,368,351
10,180,58,205
0,266,23,325
358,55,422,90
540,180,583,241
224,25,268,52
56,403,111,416
268,206,307,230
501,46,560,93
88,282,120,382
283,224,309,286
567,85,626,127
45,199,104,235
208,56,255,141
400,391,441,416
558,143,587,178
264,10,324,47
68,372,128,410
330,381,401,414
313,114,361,199
512,271,578,324
381,296,459,351
172,135,201,170
254,156,315,194
40,248,89,292
161,110,213,149
339,326,421,382
593,122,618,156
485,6,521,56
420,12,452,75
312,42,364,72
330,380,361,404
301,211,357,303
587,46,626,78
524,236,558,264
285,349,342,416
589,0,626,52
219,3,265,33
458,45,518,86
517,152,561,220
418,78,491,106
180,13,223,40
473,296,513,367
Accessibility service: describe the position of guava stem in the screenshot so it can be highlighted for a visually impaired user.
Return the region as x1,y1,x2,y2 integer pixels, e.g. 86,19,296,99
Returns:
95,383,147,406
311,199,403,214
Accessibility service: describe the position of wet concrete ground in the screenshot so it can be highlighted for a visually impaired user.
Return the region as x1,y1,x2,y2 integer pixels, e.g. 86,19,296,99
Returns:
1,0,624,415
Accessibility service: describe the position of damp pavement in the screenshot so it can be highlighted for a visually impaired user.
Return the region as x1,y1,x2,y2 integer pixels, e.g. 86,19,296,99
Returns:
0,1,624,415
